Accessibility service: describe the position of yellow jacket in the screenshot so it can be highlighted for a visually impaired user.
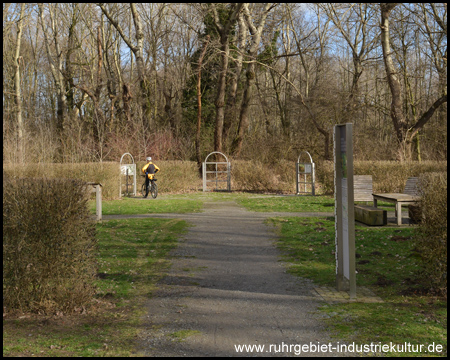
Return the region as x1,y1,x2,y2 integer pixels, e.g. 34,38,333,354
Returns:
142,162,160,180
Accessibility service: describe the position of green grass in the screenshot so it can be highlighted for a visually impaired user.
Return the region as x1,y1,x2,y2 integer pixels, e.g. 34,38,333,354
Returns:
92,192,396,216
89,195,203,215
237,194,335,212
168,329,202,342
3,218,189,357
270,216,447,357
236,194,397,213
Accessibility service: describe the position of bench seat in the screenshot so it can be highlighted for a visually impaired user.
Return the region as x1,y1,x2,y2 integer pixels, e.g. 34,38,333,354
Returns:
355,205,387,226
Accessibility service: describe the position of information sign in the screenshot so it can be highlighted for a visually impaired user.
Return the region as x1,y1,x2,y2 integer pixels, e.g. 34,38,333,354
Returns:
334,124,356,299
121,164,135,176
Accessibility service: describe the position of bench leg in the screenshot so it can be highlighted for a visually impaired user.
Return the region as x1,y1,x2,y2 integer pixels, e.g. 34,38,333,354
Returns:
396,202,402,225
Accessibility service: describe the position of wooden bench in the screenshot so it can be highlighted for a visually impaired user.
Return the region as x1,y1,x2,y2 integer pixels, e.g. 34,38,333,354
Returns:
354,175,374,202
403,177,421,223
403,177,419,196
372,177,419,226
353,175,386,225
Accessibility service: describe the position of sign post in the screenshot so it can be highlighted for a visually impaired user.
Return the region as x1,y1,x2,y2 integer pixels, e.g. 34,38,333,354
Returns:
334,124,356,299
119,153,136,197
296,151,315,195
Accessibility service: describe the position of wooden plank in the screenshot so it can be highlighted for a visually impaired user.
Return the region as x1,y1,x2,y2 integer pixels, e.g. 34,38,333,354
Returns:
354,175,373,202
373,193,418,202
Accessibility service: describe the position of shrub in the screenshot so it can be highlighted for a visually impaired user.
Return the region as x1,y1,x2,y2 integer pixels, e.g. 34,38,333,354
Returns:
414,172,447,296
2,162,118,199
232,160,295,193
315,160,447,195
136,160,202,193
3,178,97,314
3,160,446,197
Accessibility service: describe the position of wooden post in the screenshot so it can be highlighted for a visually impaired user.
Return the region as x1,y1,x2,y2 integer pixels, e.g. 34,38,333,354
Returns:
95,184,102,221
87,182,102,221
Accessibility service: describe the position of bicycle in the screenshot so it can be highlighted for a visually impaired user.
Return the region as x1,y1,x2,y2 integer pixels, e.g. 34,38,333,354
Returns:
141,175,158,199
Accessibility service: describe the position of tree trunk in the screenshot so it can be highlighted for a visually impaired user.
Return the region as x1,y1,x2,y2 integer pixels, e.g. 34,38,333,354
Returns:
380,3,447,161
38,4,67,136
214,36,230,153
380,3,409,160
232,64,254,156
233,3,274,157
13,3,25,164
196,35,210,175
209,3,244,154
223,13,246,150
98,4,150,126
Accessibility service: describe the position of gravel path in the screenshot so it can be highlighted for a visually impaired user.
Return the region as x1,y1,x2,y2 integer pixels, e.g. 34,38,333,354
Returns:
126,200,350,357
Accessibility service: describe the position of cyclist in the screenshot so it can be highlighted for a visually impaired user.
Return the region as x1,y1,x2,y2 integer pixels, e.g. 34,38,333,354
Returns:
142,157,160,198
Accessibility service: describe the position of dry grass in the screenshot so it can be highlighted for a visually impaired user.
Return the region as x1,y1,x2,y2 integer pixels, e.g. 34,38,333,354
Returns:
3,160,446,198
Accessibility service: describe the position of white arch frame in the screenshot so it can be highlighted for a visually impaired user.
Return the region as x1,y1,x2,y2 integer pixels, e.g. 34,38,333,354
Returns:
119,152,136,197
202,151,231,192
296,150,315,195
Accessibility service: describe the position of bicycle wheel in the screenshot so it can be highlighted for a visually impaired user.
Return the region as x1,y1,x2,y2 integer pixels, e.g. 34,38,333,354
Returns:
151,182,158,199
141,183,147,197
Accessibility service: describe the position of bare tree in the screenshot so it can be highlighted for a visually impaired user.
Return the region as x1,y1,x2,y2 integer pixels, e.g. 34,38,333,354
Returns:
13,3,25,164
2,3,446,164
287,4,334,160
232,3,276,157
222,12,247,149
196,35,210,172
38,3,68,135
208,3,244,153
380,3,447,161
320,4,379,114
97,3,151,126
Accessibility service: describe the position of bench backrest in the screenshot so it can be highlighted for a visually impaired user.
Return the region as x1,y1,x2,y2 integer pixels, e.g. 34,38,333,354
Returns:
403,177,419,196
353,175,373,202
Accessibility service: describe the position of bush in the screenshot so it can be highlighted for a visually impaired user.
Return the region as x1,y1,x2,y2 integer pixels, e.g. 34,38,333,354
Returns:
3,162,118,199
315,160,447,195
414,172,447,296
136,160,202,193
3,161,203,199
3,178,97,314
3,160,446,197
232,160,295,193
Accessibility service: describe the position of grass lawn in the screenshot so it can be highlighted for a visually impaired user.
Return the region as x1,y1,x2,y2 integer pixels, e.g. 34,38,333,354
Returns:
237,194,335,212
269,216,447,357
235,193,398,214
3,218,189,357
89,195,204,215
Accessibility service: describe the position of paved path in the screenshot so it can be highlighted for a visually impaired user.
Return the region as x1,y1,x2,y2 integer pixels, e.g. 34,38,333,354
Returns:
131,201,352,357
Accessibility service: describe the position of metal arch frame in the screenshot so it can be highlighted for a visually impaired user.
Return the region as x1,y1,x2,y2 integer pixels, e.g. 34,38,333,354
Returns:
119,152,136,197
296,150,315,195
202,151,231,192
